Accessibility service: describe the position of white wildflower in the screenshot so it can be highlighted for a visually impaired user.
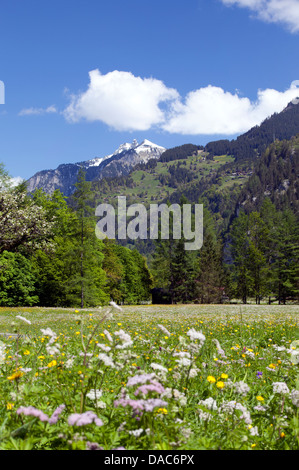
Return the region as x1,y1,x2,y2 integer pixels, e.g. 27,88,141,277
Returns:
186,328,205,343
213,338,226,358
16,315,31,325
188,368,198,378
175,357,192,368
110,301,122,311
0,341,6,364
198,397,218,411
197,409,212,422
151,363,168,373
65,357,75,369
115,341,133,350
157,324,171,337
103,329,113,343
161,387,173,399
128,429,143,437
245,350,255,359
86,389,103,401
249,426,259,436
97,343,111,352
233,381,250,396
272,382,290,395
98,353,115,368
115,329,132,343
254,405,267,412
291,389,299,407
173,351,191,358
41,327,57,339
46,343,60,356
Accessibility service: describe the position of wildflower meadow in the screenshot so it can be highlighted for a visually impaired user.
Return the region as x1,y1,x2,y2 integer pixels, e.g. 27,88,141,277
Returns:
0,303,298,451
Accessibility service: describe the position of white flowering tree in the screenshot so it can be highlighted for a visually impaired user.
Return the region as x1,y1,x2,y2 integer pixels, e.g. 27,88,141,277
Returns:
0,189,54,255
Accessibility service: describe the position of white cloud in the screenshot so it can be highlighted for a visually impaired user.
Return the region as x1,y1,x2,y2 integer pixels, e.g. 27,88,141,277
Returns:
163,81,299,135
63,69,179,131
63,70,299,136
221,0,299,33
19,105,57,116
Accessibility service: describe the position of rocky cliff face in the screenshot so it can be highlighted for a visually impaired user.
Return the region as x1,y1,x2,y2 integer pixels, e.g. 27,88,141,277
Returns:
26,139,166,196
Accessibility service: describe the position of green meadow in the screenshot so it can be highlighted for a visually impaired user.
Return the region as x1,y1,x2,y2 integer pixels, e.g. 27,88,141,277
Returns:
0,304,298,450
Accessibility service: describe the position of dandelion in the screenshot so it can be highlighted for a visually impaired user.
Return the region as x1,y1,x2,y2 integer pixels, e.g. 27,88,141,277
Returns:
221,373,228,379
216,381,225,389
256,396,264,402
207,376,216,384
7,371,24,381
47,360,57,368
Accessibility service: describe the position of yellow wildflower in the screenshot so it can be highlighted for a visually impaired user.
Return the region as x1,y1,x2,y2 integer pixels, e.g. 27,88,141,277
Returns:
7,371,24,381
207,376,216,383
216,381,225,389
47,360,57,368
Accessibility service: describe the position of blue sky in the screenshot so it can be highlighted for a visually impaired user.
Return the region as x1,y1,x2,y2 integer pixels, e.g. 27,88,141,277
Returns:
0,0,299,182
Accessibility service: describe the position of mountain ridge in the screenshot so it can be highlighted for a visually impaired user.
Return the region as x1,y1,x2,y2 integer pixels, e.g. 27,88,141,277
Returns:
26,139,166,196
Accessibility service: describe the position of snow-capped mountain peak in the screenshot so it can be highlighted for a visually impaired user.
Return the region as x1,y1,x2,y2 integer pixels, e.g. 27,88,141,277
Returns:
26,138,167,196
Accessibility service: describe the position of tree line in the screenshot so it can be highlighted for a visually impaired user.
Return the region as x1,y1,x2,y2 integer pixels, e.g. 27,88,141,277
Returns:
0,166,152,307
